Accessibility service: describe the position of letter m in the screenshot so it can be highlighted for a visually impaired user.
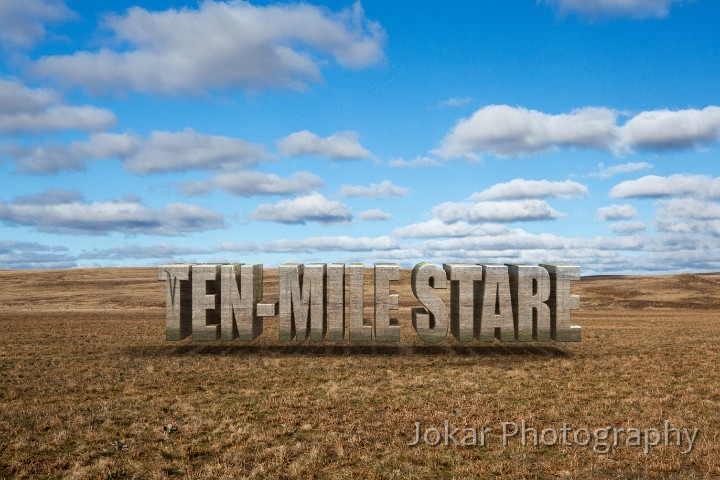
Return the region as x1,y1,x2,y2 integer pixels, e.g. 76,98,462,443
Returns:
279,263,326,342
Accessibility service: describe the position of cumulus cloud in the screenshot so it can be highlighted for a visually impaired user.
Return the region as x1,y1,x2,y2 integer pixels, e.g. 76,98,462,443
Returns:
590,161,653,178
0,78,115,135
6,142,83,174
356,219,720,274
655,198,720,236
435,105,720,159
610,174,720,199
13,189,82,205
544,0,683,19
0,0,75,49
8,129,268,174
390,195,563,242
657,198,720,221
218,235,397,253
364,230,646,273
419,230,642,253
596,204,637,221
6,132,138,173
183,171,322,197
620,106,720,151
472,179,588,201
350,226,718,273
393,219,512,238
435,105,618,159
0,190,224,235
277,130,372,160
33,1,385,95
0,78,59,113
0,240,76,269
433,199,563,224
340,180,408,198
610,221,646,235
123,129,269,174
251,192,352,224
357,209,392,221
388,156,442,168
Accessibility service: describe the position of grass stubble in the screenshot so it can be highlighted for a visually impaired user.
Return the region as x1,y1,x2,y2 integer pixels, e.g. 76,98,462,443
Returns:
0,268,719,479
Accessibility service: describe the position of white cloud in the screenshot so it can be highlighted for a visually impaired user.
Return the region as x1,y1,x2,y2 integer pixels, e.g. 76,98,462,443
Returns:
657,219,720,237
0,240,77,270
657,198,720,220
277,130,372,160
183,171,322,197
388,156,442,168
393,219,512,238
419,229,644,254
6,142,83,173
0,240,76,269
610,174,720,199
346,227,680,272
33,1,385,95
13,189,82,205
357,209,392,221
596,204,637,221
0,190,224,235
8,129,268,174
0,0,75,49
543,0,682,19
610,221,646,235
7,132,140,174
435,105,618,159
435,105,720,159
340,179,408,198
620,106,720,151
341,217,720,274
0,78,59,113
0,106,117,134
218,235,397,253
79,132,141,159
0,79,116,135
590,161,653,178
251,192,352,224
472,179,588,200
655,198,720,236
433,199,563,224
124,129,269,174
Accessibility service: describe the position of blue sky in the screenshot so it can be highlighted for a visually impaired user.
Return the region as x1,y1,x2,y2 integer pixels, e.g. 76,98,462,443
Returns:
1,0,719,273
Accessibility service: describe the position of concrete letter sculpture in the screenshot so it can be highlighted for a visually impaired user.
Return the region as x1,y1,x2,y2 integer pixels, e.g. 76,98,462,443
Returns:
159,262,581,343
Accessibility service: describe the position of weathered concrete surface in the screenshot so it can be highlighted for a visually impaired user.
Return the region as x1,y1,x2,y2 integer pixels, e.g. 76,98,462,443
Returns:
374,263,400,342
508,265,551,342
540,264,582,342
348,263,372,342
478,265,514,342
411,262,448,343
279,263,326,342
157,264,192,341
326,263,345,342
191,264,221,342
220,264,263,341
443,264,482,342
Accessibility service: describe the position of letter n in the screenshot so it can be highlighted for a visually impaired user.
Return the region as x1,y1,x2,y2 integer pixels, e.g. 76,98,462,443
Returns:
220,264,264,341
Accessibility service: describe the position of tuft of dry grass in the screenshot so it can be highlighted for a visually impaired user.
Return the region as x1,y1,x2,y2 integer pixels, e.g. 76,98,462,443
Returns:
0,267,719,478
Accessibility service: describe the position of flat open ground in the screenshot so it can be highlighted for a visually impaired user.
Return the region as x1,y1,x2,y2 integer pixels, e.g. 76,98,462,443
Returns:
1,268,719,479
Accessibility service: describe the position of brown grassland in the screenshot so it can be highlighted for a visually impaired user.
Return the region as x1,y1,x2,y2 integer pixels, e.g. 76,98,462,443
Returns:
0,267,719,479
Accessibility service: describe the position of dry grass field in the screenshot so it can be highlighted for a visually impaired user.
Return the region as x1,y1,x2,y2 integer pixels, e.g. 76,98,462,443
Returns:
1,267,719,479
